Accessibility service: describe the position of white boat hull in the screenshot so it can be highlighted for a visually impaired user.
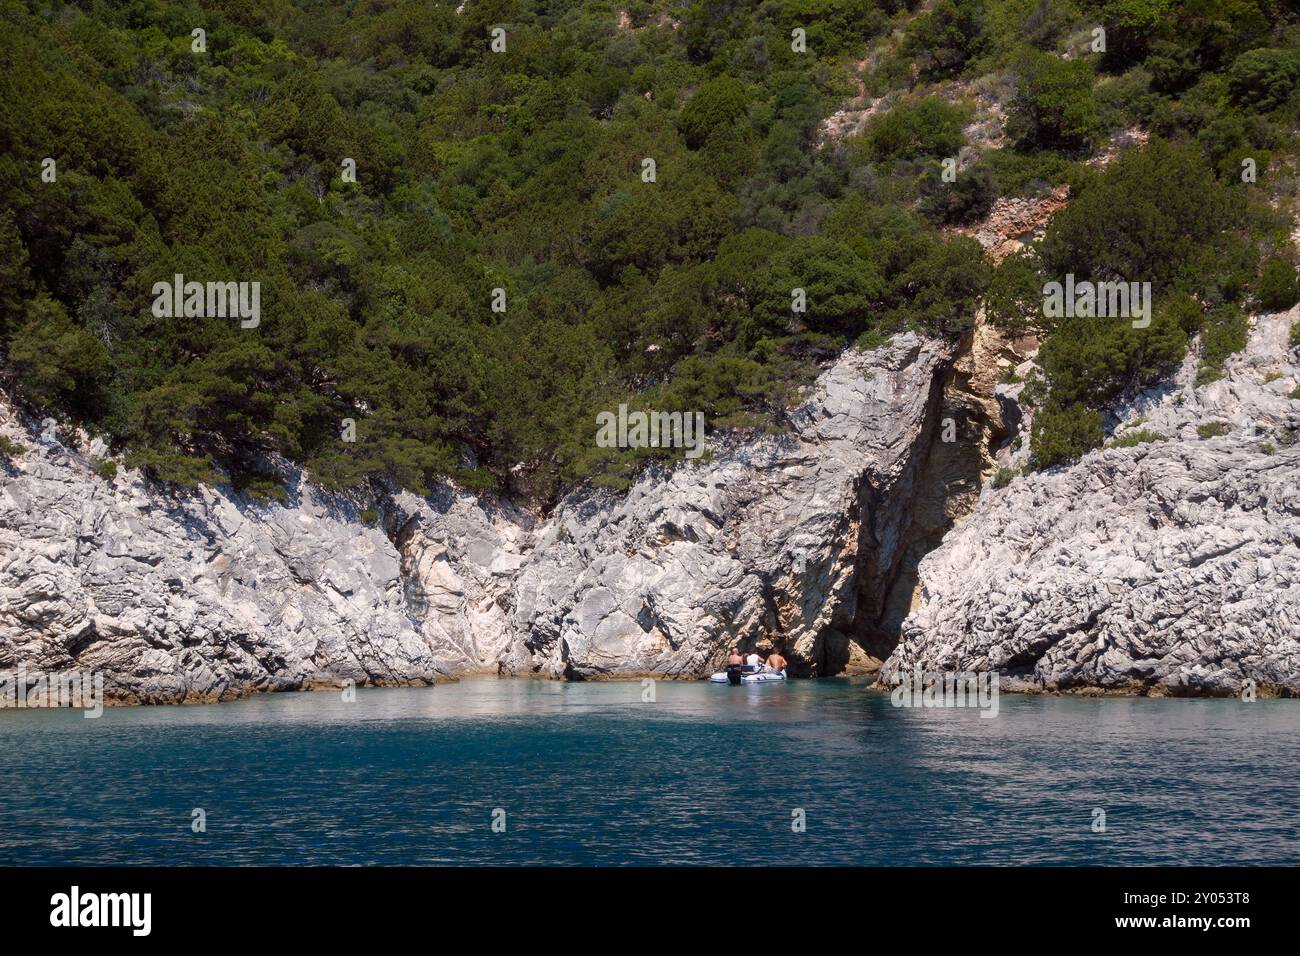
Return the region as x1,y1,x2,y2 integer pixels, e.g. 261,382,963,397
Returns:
709,668,787,684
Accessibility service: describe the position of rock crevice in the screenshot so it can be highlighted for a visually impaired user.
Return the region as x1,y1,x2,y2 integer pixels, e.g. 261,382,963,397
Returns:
883,309,1300,697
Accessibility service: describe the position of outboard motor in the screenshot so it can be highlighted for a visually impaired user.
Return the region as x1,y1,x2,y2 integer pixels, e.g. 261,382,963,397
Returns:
725,663,743,685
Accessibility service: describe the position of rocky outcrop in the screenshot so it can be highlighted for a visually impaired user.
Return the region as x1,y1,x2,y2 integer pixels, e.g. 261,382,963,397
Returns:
948,185,1070,265
8,300,1297,702
0,334,951,700
505,334,951,678
0,432,529,702
883,310,1300,696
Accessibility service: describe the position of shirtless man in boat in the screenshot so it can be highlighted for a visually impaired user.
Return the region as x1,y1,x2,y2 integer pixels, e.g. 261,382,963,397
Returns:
765,650,787,673
723,647,747,685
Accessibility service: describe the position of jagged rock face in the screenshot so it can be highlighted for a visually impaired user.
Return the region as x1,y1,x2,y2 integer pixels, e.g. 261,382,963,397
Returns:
948,185,1070,264
884,310,1300,697
384,487,532,672
15,304,1294,702
505,334,951,678
0,334,948,699
0,434,525,702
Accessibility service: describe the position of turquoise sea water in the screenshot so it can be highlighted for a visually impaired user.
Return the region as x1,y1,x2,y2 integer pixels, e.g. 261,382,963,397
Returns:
1,677,1296,866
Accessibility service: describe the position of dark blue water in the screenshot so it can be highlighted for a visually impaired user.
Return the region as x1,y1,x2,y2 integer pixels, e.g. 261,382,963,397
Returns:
1,678,1296,865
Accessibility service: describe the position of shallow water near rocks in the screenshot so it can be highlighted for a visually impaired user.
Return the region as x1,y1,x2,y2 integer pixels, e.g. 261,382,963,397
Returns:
2,678,1296,865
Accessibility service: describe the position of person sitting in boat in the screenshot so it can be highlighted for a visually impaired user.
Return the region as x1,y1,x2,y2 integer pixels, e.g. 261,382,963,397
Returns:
765,651,787,674
745,650,763,671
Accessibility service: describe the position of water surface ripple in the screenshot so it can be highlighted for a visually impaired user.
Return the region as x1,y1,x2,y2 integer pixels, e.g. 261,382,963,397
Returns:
2,678,1296,865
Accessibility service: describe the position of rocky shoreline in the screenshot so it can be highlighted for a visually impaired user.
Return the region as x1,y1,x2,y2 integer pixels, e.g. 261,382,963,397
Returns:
1,334,953,702
3,313,1299,704
883,307,1300,698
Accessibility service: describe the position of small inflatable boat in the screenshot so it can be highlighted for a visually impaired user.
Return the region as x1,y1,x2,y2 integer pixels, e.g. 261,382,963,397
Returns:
709,666,787,684
708,664,748,684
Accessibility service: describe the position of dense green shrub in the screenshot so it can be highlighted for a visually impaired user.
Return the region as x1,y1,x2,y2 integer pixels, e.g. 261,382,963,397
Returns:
920,164,997,225
856,98,969,165
1006,48,1099,151
1039,140,1238,292
984,249,1049,337
1256,257,1299,312
751,237,884,343
8,296,107,414
1030,401,1105,469
977,148,1086,197
985,0,1080,56
1227,48,1300,111
1147,40,1200,95
677,76,750,149
1093,66,1157,132
879,235,990,336
902,0,990,80
1197,305,1250,384
1036,307,1190,409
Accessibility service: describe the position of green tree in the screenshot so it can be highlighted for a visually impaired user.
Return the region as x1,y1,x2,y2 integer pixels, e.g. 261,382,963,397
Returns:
1040,140,1236,291
1030,401,1105,469
1256,257,1299,312
920,164,996,225
1228,48,1300,111
985,248,1049,337
903,0,989,80
856,97,969,166
751,237,884,343
1006,48,1099,151
677,76,749,149
8,296,107,412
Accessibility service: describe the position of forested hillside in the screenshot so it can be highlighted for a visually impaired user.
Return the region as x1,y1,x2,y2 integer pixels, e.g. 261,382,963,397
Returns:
1,0,1298,504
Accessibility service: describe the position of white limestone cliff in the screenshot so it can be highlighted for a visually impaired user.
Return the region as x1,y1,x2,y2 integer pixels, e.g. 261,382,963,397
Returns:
883,309,1300,696
0,334,950,700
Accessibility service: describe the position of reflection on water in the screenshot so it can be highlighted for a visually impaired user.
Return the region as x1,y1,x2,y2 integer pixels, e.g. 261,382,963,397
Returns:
1,678,1296,865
